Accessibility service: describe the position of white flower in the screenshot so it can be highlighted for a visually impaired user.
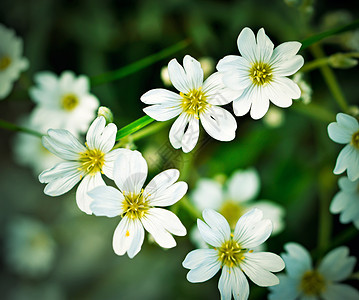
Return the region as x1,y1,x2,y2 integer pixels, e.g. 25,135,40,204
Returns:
183,208,285,300
0,24,29,99
39,116,125,214
327,113,359,181
217,27,304,119
13,116,61,176
191,168,285,234
141,55,238,153
5,216,56,277
29,71,99,135
330,176,359,229
268,243,359,300
88,149,187,258
293,72,312,104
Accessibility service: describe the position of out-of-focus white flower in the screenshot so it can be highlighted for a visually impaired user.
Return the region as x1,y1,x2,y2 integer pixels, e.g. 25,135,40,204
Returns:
29,71,99,135
293,72,312,104
160,65,172,87
268,243,359,300
217,27,304,119
88,150,187,258
0,24,29,99
330,176,359,229
5,216,56,277
39,116,125,214
263,107,285,128
191,168,285,234
13,116,61,176
183,209,285,300
327,113,359,181
141,55,238,153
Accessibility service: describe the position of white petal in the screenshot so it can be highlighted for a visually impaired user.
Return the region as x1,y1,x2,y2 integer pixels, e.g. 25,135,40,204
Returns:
216,55,250,73
169,113,199,153
227,168,260,202
127,219,145,258
282,242,312,279
39,161,81,183
244,252,285,272
250,87,270,120
339,198,359,224
256,28,274,62
88,185,124,217
270,41,302,65
43,129,85,160
273,55,304,76
237,27,257,62
146,181,188,207
322,283,359,300
102,148,132,180
140,88,182,105
268,274,299,300
330,191,351,214
200,106,237,141
191,178,223,211
337,113,359,131
328,122,354,145
346,149,359,181
144,169,179,194
143,104,182,121
86,117,106,150
231,267,250,300
76,172,105,214
182,248,218,269
264,80,294,108
221,69,252,93
232,85,255,116
202,208,231,242
338,176,358,192
112,216,133,256
141,213,176,248
97,123,117,153
168,58,190,93
186,257,221,283
318,246,356,282
146,208,186,236
218,265,233,300
113,150,148,194
183,55,204,90
333,145,355,176
197,219,224,248
233,208,272,248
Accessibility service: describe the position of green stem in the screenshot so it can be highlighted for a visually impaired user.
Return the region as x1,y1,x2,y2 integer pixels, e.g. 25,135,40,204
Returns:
115,115,154,141
180,197,201,219
90,39,190,86
130,120,170,141
0,119,44,137
310,44,349,113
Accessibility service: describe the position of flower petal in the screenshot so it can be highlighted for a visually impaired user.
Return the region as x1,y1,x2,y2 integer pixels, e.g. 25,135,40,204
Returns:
146,181,188,207
183,55,204,91
268,274,299,300
168,58,190,94
256,28,274,62
273,55,304,76
227,168,260,202
333,145,355,176
143,104,182,121
322,283,359,300
112,216,133,256
233,208,272,248
191,178,223,211
182,248,218,269
113,150,148,194
232,85,255,116
127,219,145,258
88,185,124,217
200,106,237,142
202,208,231,242
97,123,117,153
76,172,105,214
282,242,312,279
249,87,270,120
237,27,257,62
102,148,132,180
186,257,221,283
140,88,182,105
147,208,186,236
86,117,106,150
270,41,302,65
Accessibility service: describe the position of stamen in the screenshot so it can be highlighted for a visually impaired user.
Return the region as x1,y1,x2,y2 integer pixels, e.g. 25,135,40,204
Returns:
122,189,150,220
181,88,209,116
0,56,11,71
78,148,105,175
351,130,359,150
249,62,273,86
300,270,326,296
217,240,249,268
61,93,79,111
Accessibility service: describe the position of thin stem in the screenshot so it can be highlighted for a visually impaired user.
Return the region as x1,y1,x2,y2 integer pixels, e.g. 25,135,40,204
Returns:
310,44,349,113
0,119,44,137
291,102,336,123
115,115,154,141
90,39,190,86
130,120,170,142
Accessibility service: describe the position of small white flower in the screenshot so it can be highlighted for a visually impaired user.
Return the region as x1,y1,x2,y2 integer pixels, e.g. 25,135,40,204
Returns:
217,27,304,119
327,113,359,181
29,71,99,135
39,116,125,214
183,208,285,300
141,55,238,153
5,216,56,277
88,149,187,258
293,72,312,104
191,168,285,234
268,243,359,300
0,24,29,99
13,116,61,176
330,176,359,229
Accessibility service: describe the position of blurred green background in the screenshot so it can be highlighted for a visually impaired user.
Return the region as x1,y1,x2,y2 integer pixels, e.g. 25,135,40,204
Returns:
1,0,359,299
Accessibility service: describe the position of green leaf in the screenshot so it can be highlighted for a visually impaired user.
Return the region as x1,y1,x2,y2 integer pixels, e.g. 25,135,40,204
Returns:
116,115,154,141
90,39,190,86
301,19,359,50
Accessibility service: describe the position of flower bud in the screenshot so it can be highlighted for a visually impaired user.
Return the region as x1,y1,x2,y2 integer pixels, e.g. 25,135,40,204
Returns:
97,106,113,124
329,53,358,69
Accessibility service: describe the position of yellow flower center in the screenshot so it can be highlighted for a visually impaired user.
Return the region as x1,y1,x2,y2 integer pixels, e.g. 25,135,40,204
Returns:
0,55,11,71
122,190,150,220
220,200,244,229
351,130,359,150
78,148,105,175
61,93,79,111
300,270,326,296
180,88,209,116
217,238,249,268
249,62,273,86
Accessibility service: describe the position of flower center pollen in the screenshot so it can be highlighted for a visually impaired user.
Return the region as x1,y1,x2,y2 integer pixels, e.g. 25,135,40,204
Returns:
217,239,247,268
79,148,105,175
249,62,273,86
0,55,11,71
300,270,326,296
61,93,79,111
351,130,359,150
122,190,150,220
180,88,209,116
